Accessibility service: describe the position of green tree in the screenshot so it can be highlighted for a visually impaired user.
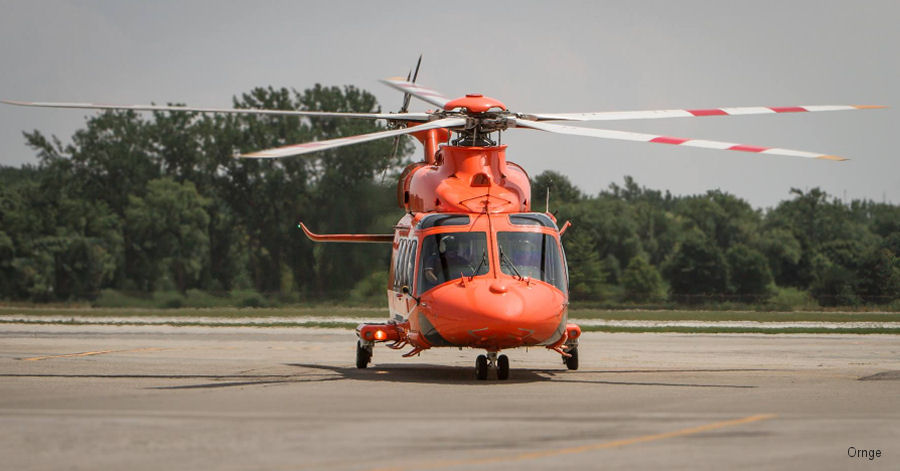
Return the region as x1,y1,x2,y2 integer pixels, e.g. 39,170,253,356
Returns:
26,111,158,218
531,170,583,208
125,178,210,293
757,227,802,286
765,188,877,288
810,253,860,306
215,85,406,296
563,229,606,300
726,244,773,302
0,231,15,297
560,196,642,281
674,190,759,251
856,247,900,304
663,229,728,300
621,254,665,302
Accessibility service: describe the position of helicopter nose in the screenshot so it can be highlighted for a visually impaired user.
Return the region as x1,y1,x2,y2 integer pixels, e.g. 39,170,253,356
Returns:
419,277,567,349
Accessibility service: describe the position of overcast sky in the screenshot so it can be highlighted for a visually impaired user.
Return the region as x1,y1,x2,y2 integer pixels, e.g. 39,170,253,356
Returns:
1,0,896,208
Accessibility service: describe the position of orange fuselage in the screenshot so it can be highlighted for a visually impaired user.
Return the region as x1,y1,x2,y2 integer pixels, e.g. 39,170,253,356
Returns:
387,139,569,352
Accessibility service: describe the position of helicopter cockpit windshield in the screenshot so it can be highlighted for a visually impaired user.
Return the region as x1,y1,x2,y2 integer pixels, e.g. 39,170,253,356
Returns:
497,232,566,291
418,232,489,294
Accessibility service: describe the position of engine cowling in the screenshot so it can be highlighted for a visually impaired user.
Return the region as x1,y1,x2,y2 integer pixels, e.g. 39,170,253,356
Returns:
398,145,531,214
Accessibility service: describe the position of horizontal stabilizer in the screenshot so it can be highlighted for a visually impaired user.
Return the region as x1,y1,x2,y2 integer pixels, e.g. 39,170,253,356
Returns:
299,222,393,243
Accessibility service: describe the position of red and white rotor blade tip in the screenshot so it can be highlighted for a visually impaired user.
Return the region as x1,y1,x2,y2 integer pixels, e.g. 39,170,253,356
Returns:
530,105,886,122
0,99,431,121
380,77,452,109
514,120,848,161
240,117,466,159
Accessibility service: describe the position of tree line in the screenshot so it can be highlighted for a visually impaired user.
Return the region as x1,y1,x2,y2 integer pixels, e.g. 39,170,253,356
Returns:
0,84,897,308
534,173,899,307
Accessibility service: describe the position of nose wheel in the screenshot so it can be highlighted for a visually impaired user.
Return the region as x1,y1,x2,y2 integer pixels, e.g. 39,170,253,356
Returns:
356,340,373,369
563,346,578,370
497,354,510,380
475,352,510,380
475,355,488,380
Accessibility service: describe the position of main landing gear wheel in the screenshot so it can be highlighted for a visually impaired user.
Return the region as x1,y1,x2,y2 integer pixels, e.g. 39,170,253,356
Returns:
564,346,579,370
475,354,488,380
356,340,373,369
497,354,510,380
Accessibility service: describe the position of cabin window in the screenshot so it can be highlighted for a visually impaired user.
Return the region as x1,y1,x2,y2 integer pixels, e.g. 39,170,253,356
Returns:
418,214,471,229
392,240,404,290
405,240,417,291
418,232,489,294
399,241,409,289
496,232,566,292
393,239,417,291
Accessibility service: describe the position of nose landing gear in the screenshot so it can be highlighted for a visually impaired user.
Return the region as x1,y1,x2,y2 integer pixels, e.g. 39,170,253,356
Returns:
356,340,373,369
475,352,510,380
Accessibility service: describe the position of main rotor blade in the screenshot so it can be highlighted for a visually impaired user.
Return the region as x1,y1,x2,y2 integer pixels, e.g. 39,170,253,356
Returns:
380,77,451,109
0,99,432,121
240,117,466,159
513,119,847,161
528,105,886,122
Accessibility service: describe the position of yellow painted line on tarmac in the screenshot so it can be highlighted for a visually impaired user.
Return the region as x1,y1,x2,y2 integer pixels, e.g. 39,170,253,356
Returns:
20,347,165,361
370,413,777,471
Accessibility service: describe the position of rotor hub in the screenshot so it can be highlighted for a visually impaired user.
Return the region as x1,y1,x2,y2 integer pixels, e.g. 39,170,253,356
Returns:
443,94,507,113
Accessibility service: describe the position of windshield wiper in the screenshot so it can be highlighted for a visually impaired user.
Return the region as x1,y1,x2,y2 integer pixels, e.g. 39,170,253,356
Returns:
499,247,522,278
470,249,487,277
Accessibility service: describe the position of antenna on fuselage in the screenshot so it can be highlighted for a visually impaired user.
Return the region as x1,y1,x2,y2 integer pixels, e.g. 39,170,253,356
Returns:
382,55,423,183
545,185,550,213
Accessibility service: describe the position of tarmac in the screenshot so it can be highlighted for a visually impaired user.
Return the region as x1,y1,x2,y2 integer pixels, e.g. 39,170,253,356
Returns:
1,323,898,470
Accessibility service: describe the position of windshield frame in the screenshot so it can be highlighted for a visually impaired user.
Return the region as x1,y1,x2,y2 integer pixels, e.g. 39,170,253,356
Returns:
412,212,568,296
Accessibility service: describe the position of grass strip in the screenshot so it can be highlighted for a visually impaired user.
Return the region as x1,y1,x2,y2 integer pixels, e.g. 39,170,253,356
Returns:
4,319,899,334
0,306,383,319
568,310,900,323
580,325,900,335
0,319,358,329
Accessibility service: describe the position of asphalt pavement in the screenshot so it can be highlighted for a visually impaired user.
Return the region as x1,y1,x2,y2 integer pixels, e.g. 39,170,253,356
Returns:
1,323,898,470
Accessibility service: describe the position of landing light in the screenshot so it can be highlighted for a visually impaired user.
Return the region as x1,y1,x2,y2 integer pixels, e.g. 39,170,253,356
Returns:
374,330,388,341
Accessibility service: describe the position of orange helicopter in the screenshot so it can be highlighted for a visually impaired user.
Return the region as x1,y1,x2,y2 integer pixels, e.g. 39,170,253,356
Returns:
3,59,883,380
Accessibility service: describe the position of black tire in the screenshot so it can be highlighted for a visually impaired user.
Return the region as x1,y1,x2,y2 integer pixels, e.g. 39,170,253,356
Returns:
356,341,372,369
564,347,579,370
475,354,488,380
497,354,510,380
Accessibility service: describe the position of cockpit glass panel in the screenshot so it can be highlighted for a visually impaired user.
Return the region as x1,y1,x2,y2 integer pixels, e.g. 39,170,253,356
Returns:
497,231,566,292
418,214,471,229
508,213,557,229
418,232,489,294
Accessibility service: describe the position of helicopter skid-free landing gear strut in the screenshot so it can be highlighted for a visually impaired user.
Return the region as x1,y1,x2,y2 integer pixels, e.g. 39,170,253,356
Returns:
475,352,509,380
551,322,582,371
